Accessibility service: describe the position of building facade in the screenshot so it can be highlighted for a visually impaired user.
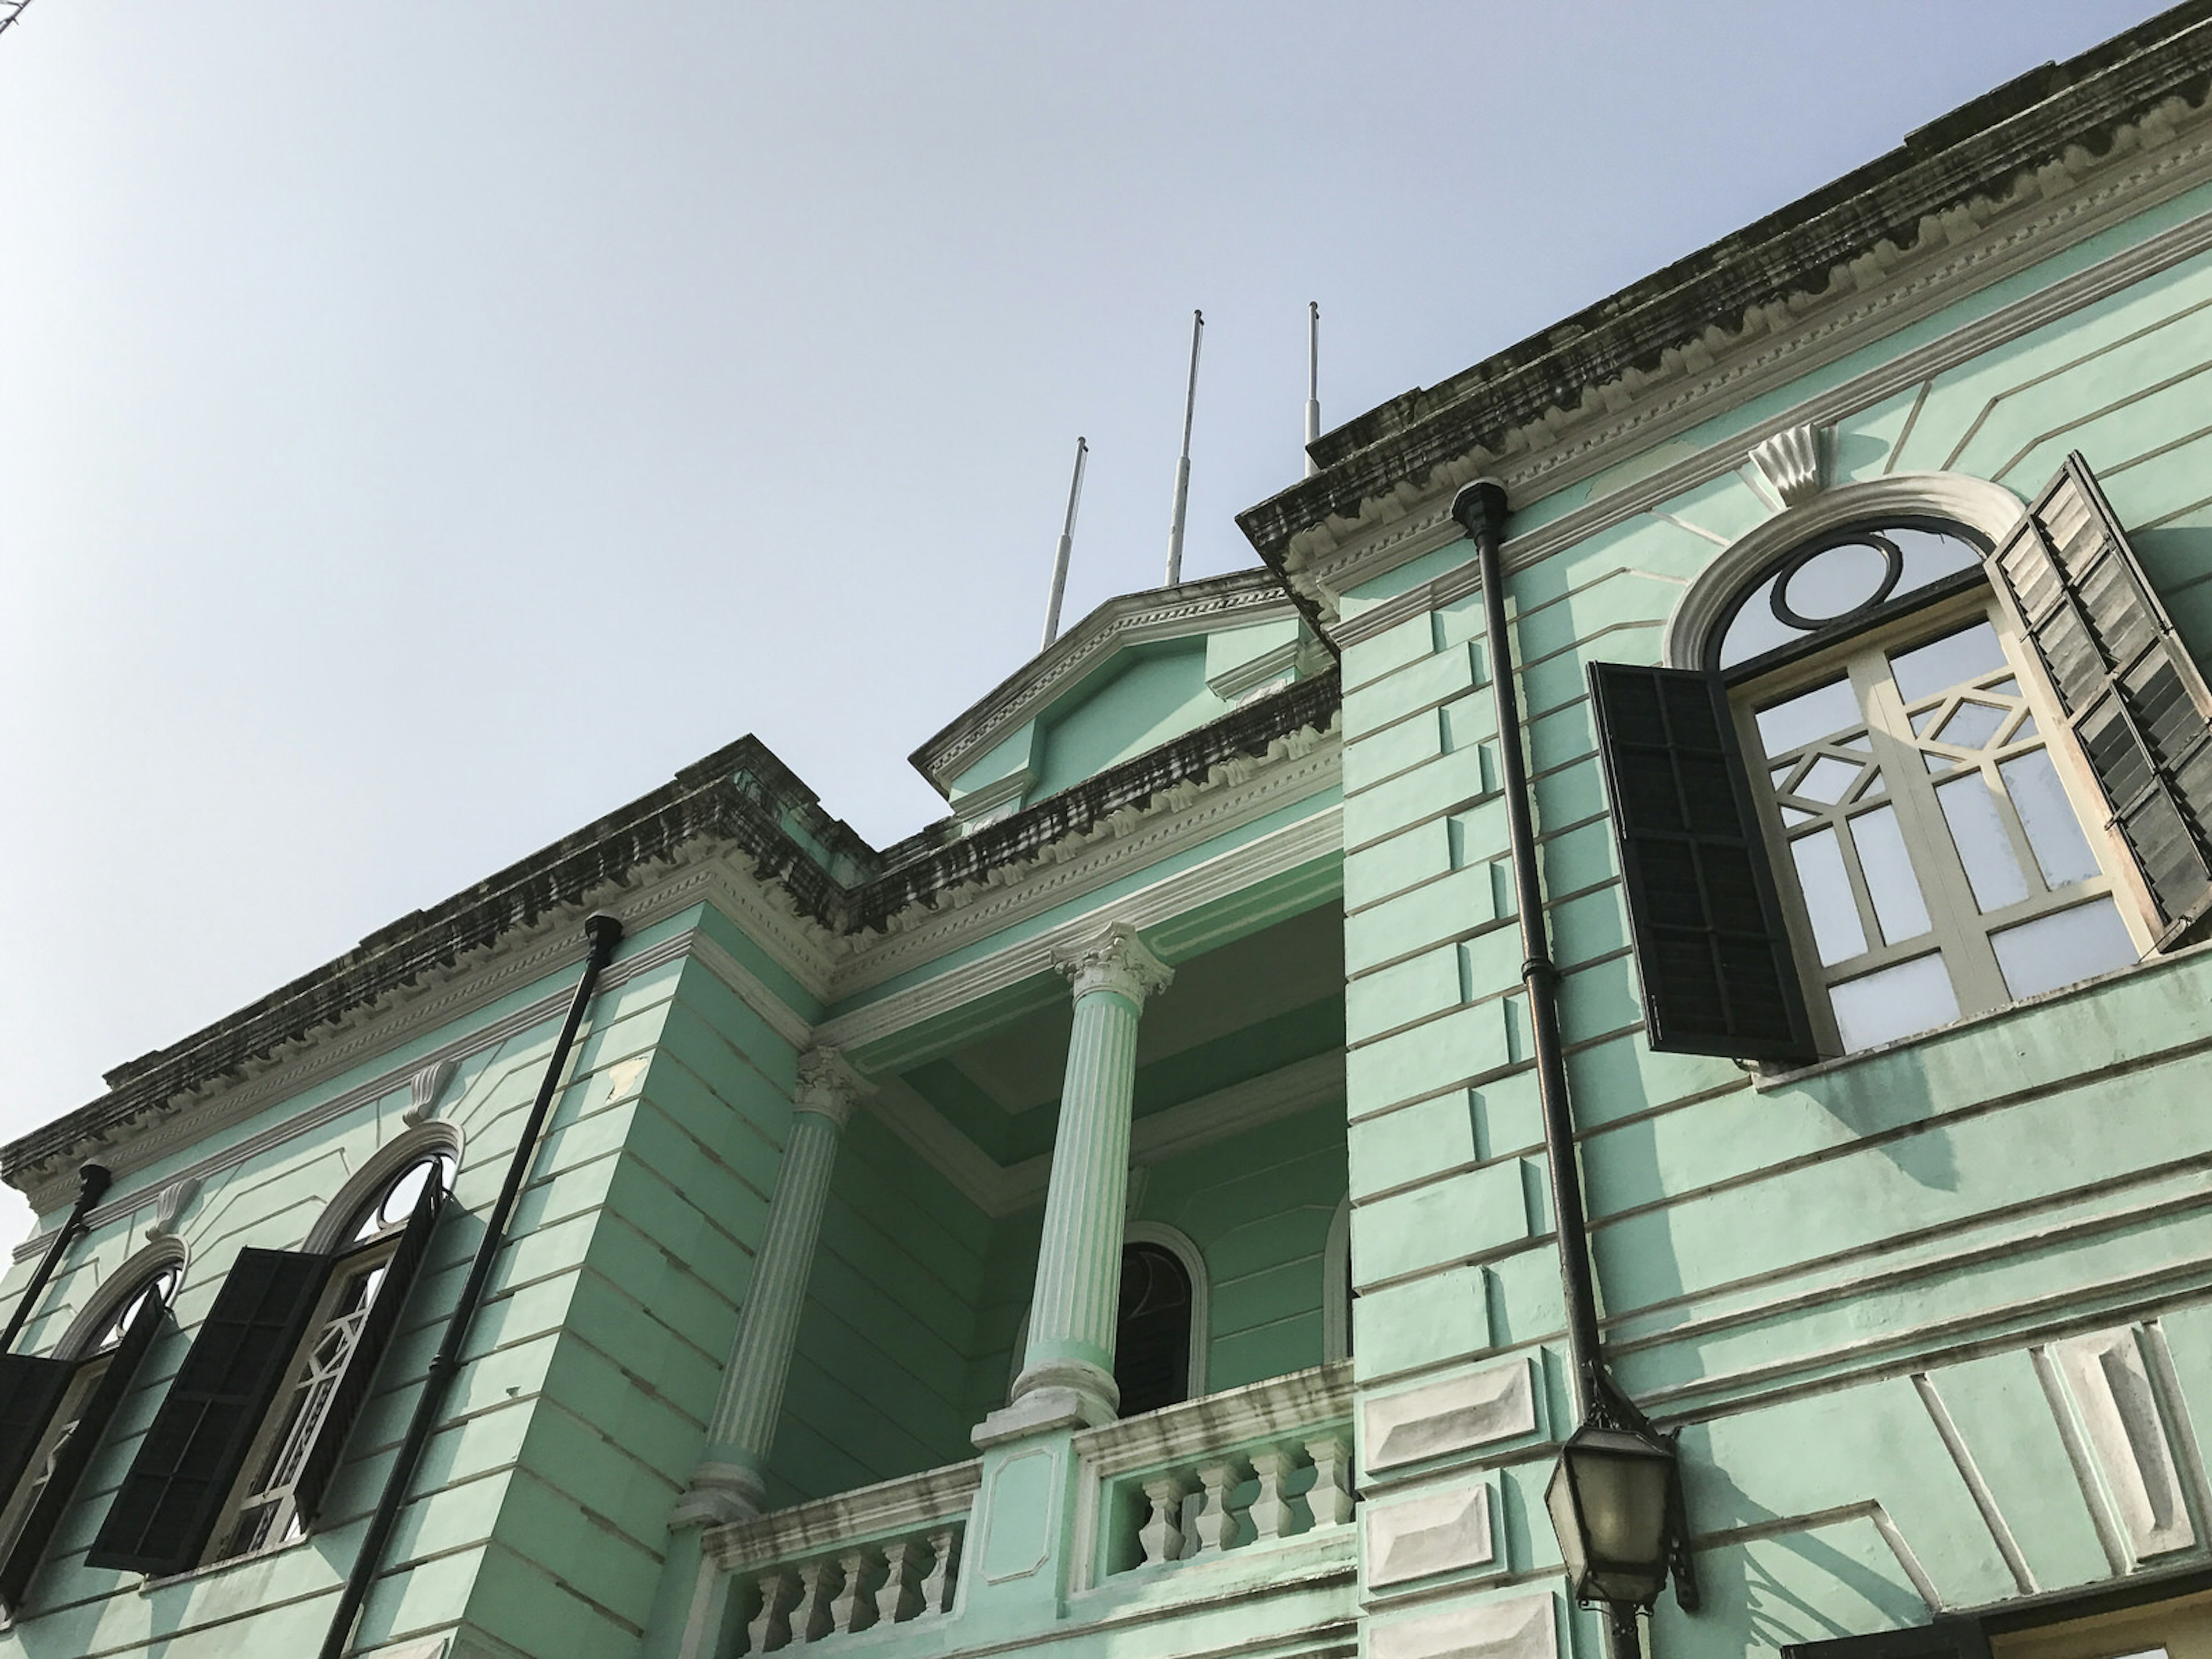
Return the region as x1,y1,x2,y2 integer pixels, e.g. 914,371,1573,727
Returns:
9,8,2212,1659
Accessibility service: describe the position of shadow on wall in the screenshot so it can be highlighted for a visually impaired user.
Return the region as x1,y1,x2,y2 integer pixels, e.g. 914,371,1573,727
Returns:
1802,1047,1956,1195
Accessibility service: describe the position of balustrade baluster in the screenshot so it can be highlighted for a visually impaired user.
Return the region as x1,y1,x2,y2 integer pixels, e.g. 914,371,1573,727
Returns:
793,1558,839,1643
1248,1447,1298,1541
876,1537,923,1626
829,1548,877,1635
919,1528,961,1615
1304,1433,1354,1528
1137,1472,1194,1566
747,1569,800,1654
1190,1459,1247,1555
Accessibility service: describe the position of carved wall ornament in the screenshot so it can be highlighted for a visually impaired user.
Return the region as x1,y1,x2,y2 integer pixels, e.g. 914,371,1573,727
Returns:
146,1175,200,1243
1749,422,1831,507
403,1058,459,1126
1052,921,1173,1008
793,1046,874,1130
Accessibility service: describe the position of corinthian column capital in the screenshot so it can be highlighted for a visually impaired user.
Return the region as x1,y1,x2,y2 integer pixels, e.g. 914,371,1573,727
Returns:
1053,921,1173,1008
792,1045,873,1130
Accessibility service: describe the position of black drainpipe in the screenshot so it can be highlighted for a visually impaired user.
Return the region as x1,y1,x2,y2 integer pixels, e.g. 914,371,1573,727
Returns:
0,1161,114,1355
1454,480,1608,1416
318,911,624,1659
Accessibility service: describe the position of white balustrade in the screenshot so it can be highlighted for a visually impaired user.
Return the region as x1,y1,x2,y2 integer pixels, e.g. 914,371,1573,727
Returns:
1072,1360,1357,1582
700,1459,978,1656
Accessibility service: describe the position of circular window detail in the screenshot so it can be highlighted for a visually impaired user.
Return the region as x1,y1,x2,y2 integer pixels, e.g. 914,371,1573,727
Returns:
1772,537,1902,629
1715,520,1984,673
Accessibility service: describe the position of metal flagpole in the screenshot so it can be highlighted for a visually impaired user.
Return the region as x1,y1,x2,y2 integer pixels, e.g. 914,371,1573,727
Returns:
1305,302,1321,477
1040,437,1089,651
1165,309,1203,586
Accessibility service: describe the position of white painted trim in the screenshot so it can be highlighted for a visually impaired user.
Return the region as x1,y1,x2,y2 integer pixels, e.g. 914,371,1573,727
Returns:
1658,472,2028,669
1322,1195,1352,1365
819,802,1342,1060
870,1050,1342,1221
684,930,817,1053
914,571,1298,793
52,1238,189,1361
301,1123,465,1255
1125,1221,1211,1401
1325,189,2212,653
1298,114,2212,619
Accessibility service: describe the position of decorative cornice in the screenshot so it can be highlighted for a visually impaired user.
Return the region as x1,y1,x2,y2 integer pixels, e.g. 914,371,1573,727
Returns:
1325,193,2212,657
910,568,1297,795
817,804,1342,1065
1251,21,2212,618
792,1046,873,1128
1054,922,1173,1007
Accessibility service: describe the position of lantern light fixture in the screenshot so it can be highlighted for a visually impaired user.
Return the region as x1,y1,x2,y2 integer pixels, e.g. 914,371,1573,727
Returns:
1543,1385,1698,1659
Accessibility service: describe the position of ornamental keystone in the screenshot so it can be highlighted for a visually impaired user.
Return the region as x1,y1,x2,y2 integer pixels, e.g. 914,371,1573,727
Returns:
1052,921,1173,1007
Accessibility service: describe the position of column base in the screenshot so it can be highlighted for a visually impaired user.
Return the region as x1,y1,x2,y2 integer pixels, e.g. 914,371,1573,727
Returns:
670,1460,768,1529
974,1361,1119,1448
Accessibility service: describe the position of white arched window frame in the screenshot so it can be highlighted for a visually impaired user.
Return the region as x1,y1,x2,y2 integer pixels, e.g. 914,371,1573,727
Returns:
1321,1198,1351,1364
1660,471,2164,1058
211,1130,459,1560
1006,1221,1210,1410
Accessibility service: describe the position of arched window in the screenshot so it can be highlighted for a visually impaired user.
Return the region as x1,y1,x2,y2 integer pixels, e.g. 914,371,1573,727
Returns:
87,1141,454,1578
1598,458,2212,1063
0,1255,180,1611
217,1151,453,1559
1113,1244,1193,1417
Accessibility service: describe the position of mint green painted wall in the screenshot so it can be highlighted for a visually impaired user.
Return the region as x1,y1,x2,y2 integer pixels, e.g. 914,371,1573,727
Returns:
1032,643,1215,800
1335,202,2212,1658
766,1109,991,1505
0,921,698,1659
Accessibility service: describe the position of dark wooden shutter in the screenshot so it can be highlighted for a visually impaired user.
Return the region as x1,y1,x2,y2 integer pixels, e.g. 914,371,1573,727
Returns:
1784,1618,1992,1659
1589,660,1817,1063
85,1248,328,1577
287,1175,445,1532
0,1283,171,1612
1989,452,2212,945
0,1355,76,1508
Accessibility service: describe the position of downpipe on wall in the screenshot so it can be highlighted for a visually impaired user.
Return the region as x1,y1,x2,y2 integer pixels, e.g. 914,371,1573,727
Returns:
318,911,625,1659
1453,481,1696,1659
0,1160,113,1355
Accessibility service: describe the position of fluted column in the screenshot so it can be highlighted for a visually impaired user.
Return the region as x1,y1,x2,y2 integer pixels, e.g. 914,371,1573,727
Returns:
676,1046,871,1527
981,922,1171,1442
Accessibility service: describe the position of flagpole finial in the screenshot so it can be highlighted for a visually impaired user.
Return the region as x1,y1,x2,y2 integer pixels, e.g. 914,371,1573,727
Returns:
1041,436,1089,652
1166,310,1205,587
1305,302,1321,478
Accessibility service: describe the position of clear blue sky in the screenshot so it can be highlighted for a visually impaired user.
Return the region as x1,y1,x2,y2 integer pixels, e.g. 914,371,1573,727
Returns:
0,0,2163,1233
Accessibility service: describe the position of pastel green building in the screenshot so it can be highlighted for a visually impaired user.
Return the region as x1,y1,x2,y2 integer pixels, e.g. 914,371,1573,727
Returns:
10,10,2212,1659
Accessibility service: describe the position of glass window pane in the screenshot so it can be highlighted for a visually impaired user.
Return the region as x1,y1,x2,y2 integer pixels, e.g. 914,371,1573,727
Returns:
1935,700,2006,749
1890,620,2008,704
1794,755,1862,803
1831,953,1961,1051
1849,805,1932,945
1990,897,2139,1000
1889,527,1982,593
1756,679,1862,757
1789,826,1868,964
1998,748,2100,888
1784,544,1891,622
1936,771,2032,911
1719,574,1798,668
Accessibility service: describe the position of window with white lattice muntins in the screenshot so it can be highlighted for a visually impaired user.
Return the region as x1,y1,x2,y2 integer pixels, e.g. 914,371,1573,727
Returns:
1737,585,2152,1055
213,1153,451,1560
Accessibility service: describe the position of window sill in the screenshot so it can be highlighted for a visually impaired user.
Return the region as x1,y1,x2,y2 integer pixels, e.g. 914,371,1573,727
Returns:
138,1532,309,1594
1751,931,2212,1091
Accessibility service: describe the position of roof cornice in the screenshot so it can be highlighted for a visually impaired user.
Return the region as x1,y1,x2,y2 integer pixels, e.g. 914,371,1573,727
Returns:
1238,3,2212,612
907,567,1296,796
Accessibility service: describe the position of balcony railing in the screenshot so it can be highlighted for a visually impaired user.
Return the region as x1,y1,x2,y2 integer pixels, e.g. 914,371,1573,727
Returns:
703,1460,979,1652
1070,1359,1357,1590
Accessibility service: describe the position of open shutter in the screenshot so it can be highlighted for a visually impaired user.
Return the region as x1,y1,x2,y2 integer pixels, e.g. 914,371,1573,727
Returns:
0,1355,76,1507
1589,661,1817,1063
85,1248,328,1577
0,1283,170,1612
286,1175,446,1532
1989,452,2212,945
